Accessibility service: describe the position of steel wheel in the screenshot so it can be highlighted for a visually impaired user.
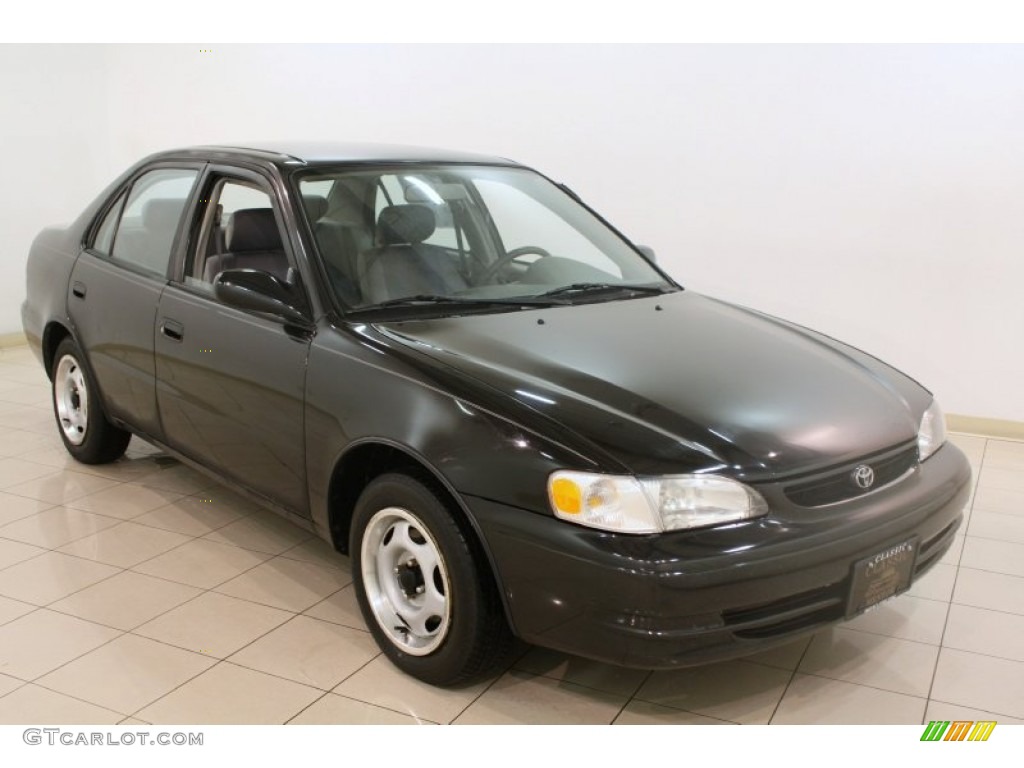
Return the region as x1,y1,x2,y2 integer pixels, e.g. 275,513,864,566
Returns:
360,506,452,656
54,353,89,445
50,337,131,465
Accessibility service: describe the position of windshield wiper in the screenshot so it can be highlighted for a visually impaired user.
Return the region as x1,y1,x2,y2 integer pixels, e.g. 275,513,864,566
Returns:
354,294,561,311
538,283,669,299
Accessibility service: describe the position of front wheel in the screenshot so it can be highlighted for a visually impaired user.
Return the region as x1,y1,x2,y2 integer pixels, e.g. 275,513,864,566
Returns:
351,473,513,686
51,338,131,464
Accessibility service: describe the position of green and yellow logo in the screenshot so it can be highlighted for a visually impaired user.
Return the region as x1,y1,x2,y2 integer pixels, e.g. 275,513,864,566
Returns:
921,720,996,741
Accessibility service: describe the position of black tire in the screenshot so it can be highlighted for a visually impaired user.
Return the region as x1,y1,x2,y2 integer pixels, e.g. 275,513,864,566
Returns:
51,338,131,464
350,472,513,686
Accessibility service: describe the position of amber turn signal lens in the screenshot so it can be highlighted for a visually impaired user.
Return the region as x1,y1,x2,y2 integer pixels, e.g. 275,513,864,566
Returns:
549,477,582,514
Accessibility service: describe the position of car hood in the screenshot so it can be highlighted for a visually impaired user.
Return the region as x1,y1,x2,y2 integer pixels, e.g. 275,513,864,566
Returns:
374,291,930,480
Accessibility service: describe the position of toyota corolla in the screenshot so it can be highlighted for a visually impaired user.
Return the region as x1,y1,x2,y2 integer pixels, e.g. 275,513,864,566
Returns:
21,143,971,685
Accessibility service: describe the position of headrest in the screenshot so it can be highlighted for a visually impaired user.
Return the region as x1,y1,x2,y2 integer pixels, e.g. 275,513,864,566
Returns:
142,199,185,232
377,204,435,246
302,195,328,221
227,208,282,252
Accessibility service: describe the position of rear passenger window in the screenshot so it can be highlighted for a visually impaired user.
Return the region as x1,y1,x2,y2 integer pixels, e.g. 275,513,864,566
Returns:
91,192,126,255
111,169,198,277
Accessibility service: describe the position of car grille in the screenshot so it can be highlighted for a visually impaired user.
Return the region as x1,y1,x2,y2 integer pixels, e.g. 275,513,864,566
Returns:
784,442,920,507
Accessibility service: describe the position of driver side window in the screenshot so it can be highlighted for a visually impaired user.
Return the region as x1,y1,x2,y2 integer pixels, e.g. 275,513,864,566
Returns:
188,178,291,291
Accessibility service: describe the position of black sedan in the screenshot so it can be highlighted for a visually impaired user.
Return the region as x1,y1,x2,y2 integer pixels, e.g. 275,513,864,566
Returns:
21,143,971,686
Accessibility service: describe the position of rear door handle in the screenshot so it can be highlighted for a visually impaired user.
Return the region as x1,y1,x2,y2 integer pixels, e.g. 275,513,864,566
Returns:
160,319,184,342
72,282,86,299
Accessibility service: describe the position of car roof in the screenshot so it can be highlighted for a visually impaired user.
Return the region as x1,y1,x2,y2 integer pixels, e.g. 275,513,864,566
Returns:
153,142,522,167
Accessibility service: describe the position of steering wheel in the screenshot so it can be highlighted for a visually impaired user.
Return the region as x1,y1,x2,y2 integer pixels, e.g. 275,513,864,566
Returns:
478,246,553,284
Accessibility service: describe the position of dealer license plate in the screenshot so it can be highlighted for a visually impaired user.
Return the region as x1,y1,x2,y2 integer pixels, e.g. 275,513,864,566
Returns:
847,538,918,617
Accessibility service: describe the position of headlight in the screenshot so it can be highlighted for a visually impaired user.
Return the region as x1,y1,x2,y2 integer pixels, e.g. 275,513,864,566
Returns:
548,470,768,534
918,399,947,461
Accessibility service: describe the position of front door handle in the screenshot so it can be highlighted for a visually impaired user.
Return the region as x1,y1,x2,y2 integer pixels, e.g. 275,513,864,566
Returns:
160,319,184,342
72,282,86,299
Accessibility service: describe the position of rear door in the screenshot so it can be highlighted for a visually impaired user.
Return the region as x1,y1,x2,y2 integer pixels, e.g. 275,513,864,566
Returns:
68,165,201,437
154,166,313,514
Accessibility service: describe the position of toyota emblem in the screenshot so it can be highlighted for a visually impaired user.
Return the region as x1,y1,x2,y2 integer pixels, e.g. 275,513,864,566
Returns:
852,464,875,489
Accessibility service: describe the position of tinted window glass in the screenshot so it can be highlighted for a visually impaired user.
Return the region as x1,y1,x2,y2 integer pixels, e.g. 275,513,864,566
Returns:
91,192,126,255
111,169,198,277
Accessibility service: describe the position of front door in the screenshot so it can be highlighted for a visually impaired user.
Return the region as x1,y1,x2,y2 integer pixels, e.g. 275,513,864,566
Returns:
154,169,312,514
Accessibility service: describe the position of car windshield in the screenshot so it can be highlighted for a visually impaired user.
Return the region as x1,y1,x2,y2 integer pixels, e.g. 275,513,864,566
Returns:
296,165,675,313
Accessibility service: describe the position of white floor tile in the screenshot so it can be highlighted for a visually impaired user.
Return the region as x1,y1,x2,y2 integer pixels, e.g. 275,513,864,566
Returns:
134,591,292,658
613,699,734,724
303,585,368,631
214,556,351,612
635,660,791,725
739,637,811,671
139,662,322,724
969,511,1024,544
973,484,1024,515
931,648,1024,719
201,512,313,555
3,470,121,506
0,538,46,570
335,655,494,724
288,693,432,724
132,538,271,589
513,646,649,696
0,490,54,526
0,595,35,626
953,567,1024,615
959,536,1024,579
843,594,949,645
0,684,123,724
906,562,957,602
132,494,248,536
943,604,1024,663
453,669,626,724
0,551,120,605
47,571,201,630
0,506,121,548
925,699,1024,726
67,483,185,521
229,615,379,690
37,633,215,715
0,609,120,680
56,521,192,568
798,627,938,697
773,673,926,724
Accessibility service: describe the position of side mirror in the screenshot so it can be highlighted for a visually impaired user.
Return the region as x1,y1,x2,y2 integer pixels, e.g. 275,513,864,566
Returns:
214,269,308,325
636,245,657,263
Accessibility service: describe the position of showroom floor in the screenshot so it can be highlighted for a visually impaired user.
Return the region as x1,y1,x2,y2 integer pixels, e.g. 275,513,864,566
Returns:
0,344,1022,726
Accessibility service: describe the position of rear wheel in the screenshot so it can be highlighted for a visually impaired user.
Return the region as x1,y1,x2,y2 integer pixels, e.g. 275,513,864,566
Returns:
351,473,513,686
51,338,131,464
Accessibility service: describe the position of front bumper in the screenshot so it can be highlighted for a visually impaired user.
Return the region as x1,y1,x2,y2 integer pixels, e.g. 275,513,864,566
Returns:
468,443,971,668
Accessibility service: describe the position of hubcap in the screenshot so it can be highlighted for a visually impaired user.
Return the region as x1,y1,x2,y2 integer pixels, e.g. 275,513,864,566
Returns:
360,507,451,656
54,354,89,446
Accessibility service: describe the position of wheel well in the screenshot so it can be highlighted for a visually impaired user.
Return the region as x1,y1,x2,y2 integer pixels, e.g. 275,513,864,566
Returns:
327,441,515,634
41,322,71,379
328,442,452,555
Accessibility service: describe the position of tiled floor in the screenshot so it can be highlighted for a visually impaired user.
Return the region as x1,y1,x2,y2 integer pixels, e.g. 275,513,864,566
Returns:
0,342,1022,725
